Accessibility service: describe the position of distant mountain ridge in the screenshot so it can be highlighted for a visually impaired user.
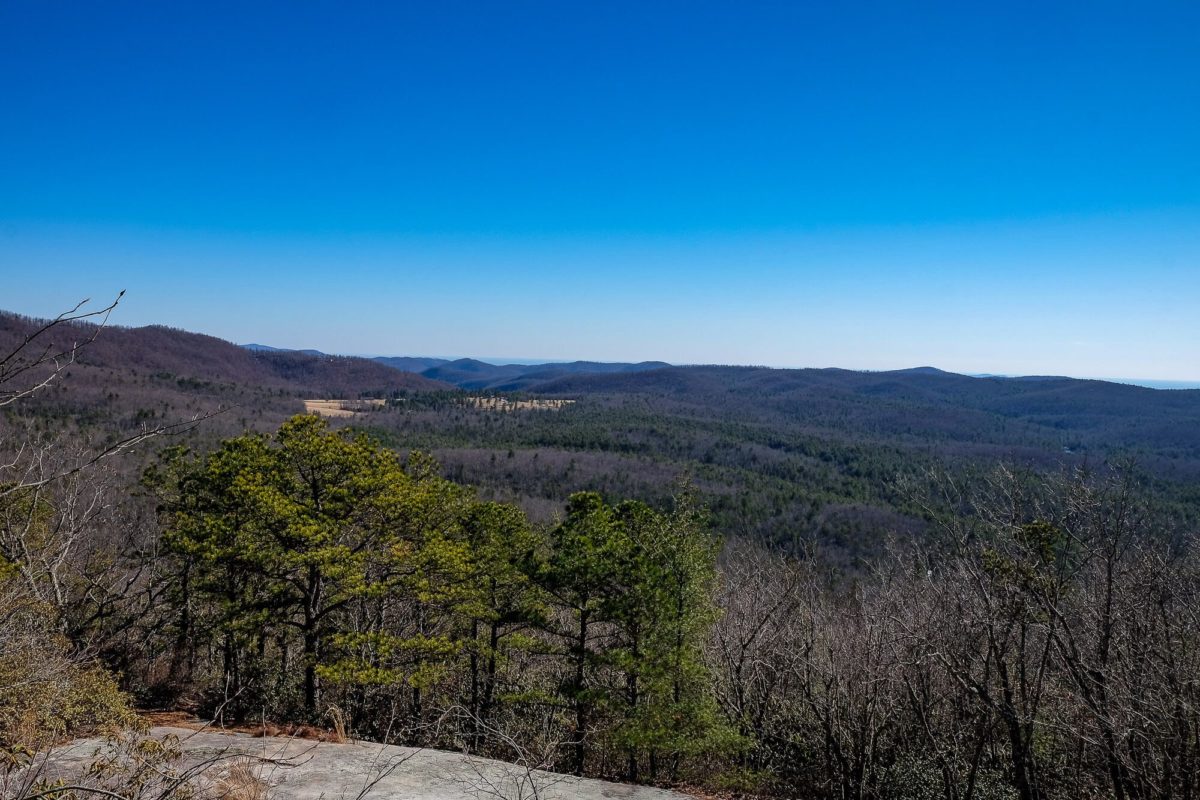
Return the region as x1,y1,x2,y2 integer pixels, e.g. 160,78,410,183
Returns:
238,344,672,390
239,343,1199,393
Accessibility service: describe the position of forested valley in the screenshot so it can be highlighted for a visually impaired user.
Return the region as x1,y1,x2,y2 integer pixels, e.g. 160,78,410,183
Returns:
3,306,1200,800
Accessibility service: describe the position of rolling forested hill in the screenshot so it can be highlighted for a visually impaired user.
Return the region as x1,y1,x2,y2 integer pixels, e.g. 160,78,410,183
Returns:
0,310,449,442
528,364,1200,458
5,308,1198,559
415,357,672,389
353,368,1198,561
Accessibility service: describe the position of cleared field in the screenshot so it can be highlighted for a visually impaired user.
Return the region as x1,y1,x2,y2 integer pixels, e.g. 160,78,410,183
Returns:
463,396,575,411
303,398,387,418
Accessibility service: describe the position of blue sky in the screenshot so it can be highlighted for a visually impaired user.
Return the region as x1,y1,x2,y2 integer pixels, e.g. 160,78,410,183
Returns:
1,1,1198,380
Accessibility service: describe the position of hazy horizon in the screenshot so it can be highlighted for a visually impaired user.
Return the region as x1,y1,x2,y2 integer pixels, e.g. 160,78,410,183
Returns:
246,344,1200,389
57,311,1200,389
2,295,1199,388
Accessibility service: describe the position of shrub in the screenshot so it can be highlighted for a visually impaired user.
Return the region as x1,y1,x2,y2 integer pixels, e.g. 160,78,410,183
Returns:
0,580,136,751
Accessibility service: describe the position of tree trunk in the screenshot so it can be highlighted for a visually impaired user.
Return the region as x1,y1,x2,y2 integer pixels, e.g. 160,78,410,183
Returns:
303,625,318,716
573,608,590,776
469,618,480,749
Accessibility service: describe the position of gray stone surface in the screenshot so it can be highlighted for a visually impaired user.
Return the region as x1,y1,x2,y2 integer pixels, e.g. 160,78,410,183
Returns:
46,726,693,800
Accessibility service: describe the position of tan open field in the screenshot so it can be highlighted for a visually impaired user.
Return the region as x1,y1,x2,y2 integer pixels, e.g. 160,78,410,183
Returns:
303,398,387,418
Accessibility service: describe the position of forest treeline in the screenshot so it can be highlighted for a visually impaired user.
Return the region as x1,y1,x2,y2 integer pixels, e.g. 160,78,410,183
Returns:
3,308,1200,800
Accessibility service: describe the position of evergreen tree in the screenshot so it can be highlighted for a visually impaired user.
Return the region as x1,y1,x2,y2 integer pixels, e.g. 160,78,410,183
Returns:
159,415,416,718
537,492,631,775
609,492,728,781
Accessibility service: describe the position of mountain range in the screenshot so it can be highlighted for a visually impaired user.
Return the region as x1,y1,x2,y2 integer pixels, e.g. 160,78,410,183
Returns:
5,308,1199,551
240,343,1200,393
239,344,672,391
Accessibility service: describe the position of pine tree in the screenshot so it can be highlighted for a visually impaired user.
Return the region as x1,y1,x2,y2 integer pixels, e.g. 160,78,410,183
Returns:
159,415,416,718
537,492,631,775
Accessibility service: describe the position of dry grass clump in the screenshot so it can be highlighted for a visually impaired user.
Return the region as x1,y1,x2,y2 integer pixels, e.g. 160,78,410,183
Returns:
324,705,347,744
213,759,269,800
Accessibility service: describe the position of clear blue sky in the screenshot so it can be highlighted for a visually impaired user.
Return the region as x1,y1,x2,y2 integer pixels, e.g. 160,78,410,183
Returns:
1,1,1197,380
